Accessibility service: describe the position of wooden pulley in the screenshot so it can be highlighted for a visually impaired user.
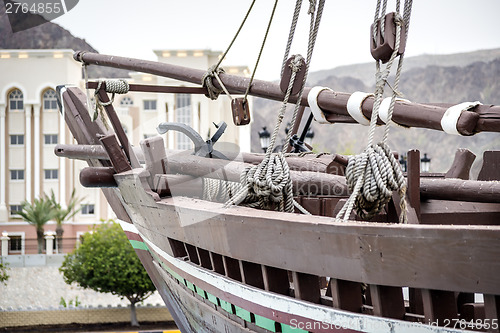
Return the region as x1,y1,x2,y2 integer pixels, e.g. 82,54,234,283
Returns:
370,12,407,63
231,98,251,126
280,56,307,95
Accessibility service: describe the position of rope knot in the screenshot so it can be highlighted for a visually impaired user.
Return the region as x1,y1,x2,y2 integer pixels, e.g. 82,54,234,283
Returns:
289,54,305,73
339,142,407,222
202,65,225,100
92,79,129,122
101,79,129,94
308,0,317,14
224,153,294,212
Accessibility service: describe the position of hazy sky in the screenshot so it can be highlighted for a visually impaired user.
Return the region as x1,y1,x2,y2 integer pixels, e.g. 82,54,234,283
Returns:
53,0,500,81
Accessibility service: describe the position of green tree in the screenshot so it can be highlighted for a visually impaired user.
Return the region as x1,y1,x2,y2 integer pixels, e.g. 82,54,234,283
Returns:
59,220,156,326
0,263,9,286
18,195,56,254
49,189,82,253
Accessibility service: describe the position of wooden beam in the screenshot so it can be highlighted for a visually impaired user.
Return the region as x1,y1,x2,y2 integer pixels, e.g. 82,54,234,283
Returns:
75,51,500,135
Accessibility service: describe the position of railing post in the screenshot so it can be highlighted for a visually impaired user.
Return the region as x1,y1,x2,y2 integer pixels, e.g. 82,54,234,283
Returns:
45,231,55,255
1,231,9,256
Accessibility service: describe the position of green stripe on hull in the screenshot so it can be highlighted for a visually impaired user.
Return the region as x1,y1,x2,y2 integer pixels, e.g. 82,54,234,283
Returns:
234,305,252,322
281,323,308,333
196,286,207,299
206,292,218,305
140,237,304,333
219,299,234,314
185,280,196,292
129,239,148,251
255,314,278,332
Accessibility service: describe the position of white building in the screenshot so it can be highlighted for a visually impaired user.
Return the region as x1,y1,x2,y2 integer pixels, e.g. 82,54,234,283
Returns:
0,48,252,255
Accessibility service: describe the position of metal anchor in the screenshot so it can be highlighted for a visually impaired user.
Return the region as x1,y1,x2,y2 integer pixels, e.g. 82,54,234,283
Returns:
156,121,228,159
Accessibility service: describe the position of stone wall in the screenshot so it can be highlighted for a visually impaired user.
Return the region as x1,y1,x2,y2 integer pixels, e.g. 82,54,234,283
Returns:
0,305,174,328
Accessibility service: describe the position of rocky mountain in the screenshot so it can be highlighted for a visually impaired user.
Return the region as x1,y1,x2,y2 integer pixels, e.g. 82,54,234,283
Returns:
252,52,500,176
0,6,129,78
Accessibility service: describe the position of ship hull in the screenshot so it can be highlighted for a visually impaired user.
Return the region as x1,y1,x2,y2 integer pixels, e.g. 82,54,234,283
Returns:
118,216,480,333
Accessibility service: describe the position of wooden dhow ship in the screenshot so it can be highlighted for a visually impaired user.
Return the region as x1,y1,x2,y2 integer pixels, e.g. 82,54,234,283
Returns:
54,2,500,332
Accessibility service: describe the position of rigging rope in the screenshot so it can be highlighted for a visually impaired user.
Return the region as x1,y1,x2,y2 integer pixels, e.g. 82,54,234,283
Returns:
336,0,412,223
224,0,325,215
282,0,325,153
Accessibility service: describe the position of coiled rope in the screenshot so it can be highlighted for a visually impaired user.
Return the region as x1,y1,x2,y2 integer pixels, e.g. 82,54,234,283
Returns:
224,55,305,213
224,0,325,215
336,0,412,223
91,79,130,121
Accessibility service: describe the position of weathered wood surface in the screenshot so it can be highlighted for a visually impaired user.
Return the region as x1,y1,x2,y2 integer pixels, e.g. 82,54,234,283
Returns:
164,152,500,203
54,143,346,173
61,87,131,222
420,178,500,203
75,51,500,135
54,143,145,163
445,148,476,180
164,152,350,197
114,169,500,295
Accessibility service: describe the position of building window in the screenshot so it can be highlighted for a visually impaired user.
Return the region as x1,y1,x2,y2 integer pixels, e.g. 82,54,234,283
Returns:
9,205,23,216
175,94,192,150
43,89,58,110
44,169,58,180
10,134,24,145
10,169,24,180
9,89,24,111
81,204,95,215
44,134,58,144
9,236,22,253
120,96,134,106
143,100,157,111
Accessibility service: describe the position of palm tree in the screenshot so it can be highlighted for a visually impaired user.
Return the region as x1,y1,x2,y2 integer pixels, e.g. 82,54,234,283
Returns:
49,189,82,253
18,196,56,254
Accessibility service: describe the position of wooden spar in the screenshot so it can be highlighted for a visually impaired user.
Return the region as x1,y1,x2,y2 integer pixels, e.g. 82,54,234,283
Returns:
54,144,347,173
60,143,500,203
420,178,500,203
164,152,349,196
164,153,500,203
54,144,145,163
74,51,500,135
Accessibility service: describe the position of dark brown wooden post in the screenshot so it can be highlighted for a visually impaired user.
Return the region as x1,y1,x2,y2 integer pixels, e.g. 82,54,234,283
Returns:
239,261,265,289
184,243,200,265
196,247,213,270
370,285,406,319
484,295,500,333
445,149,476,180
261,265,290,296
223,257,242,282
421,289,458,325
209,252,226,275
96,86,140,168
478,151,500,181
406,149,421,221
99,135,132,173
328,279,363,313
167,238,188,258
292,272,321,304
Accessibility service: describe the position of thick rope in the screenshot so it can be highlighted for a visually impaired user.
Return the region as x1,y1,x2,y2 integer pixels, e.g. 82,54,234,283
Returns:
225,0,325,215
93,79,129,121
201,65,226,100
201,0,257,101
243,0,279,101
224,56,305,213
282,0,325,153
337,2,412,223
